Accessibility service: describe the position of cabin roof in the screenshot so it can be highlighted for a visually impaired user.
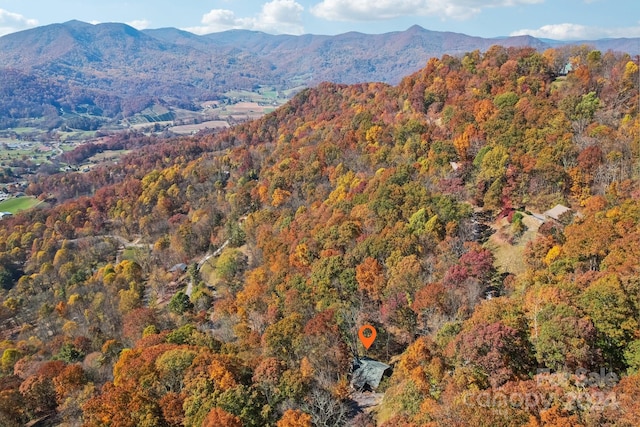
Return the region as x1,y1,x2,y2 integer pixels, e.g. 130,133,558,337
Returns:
543,204,571,221
169,263,188,273
351,357,391,390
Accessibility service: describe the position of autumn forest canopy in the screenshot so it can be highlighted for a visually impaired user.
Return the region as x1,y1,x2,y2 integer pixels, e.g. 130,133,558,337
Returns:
0,45,639,426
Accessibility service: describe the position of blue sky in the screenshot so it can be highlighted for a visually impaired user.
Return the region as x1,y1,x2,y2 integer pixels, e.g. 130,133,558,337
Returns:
0,0,639,40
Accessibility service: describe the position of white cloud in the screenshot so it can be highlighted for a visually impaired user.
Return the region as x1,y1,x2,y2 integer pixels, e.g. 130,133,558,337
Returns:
0,8,38,36
310,0,543,22
126,19,151,30
186,0,304,35
511,23,640,40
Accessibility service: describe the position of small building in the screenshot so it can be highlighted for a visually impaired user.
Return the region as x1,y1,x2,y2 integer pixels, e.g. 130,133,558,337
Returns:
168,263,188,273
351,357,392,391
543,204,571,221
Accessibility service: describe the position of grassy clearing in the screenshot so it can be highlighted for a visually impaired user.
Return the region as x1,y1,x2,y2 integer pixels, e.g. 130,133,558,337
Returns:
485,213,542,275
0,196,41,213
58,131,97,142
122,246,150,263
199,258,218,286
169,121,230,135
224,87,290,105
11,127,41,135
487,239,529,275
85,149,132,163
224,90,266,102
121,247,137,261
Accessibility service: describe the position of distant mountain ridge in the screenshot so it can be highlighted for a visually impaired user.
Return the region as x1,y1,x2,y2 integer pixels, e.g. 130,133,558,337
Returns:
0,21,638,123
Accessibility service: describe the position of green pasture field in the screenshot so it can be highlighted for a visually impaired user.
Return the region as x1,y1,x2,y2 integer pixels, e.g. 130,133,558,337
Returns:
0,196,41,214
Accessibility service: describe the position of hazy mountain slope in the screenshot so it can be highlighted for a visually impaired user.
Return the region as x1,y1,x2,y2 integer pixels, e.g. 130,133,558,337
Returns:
190,25,551,84
1,21,638,122
588,38,640,55
0,21,277,119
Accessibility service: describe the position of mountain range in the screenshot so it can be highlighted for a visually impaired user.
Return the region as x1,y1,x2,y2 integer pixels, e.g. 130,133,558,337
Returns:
1,20,638,123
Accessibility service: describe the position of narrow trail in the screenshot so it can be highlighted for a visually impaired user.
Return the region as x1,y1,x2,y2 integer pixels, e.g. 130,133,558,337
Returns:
197,238,229,271
66,234,152,249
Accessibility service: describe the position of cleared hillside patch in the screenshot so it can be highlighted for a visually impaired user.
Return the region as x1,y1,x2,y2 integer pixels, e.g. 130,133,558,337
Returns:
485,212,542,275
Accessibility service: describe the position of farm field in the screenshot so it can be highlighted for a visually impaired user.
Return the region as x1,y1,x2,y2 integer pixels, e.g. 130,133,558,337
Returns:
214,102,274,121
124,91,287,134
224,85,292,103
84,149,132,164
169,121,230,135
0,196,41,213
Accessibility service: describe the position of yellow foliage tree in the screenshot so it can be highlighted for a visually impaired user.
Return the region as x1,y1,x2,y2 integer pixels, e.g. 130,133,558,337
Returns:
272,188,292,207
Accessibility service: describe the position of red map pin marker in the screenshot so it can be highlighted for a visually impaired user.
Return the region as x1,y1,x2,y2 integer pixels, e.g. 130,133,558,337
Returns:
358,324,377,350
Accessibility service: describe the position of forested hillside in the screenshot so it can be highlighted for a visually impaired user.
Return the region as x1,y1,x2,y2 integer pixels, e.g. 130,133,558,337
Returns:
0,45,638,426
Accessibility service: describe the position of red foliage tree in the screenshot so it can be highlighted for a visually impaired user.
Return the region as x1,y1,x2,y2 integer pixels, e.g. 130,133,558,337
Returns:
457,321,532,387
